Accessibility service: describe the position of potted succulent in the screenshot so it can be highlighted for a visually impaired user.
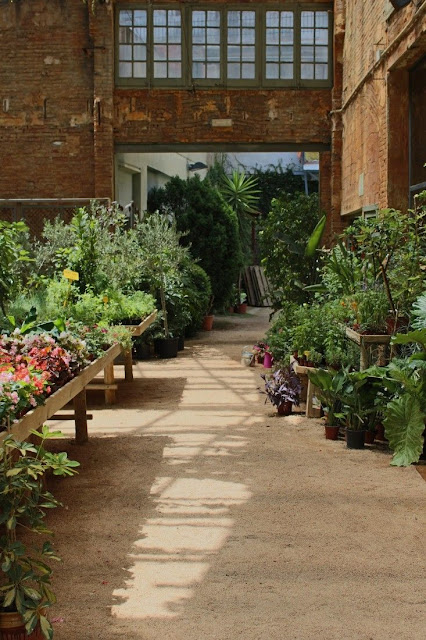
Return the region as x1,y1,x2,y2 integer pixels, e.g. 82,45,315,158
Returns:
261,365,301,416
0,425,80,639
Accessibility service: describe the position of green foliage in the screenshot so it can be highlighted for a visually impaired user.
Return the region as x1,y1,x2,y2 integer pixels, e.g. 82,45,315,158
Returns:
180,260,212,337
220,170,260,263
0,221,32,316
411,291,426,329
147,175,243,310
384,394,425,467
250,164,315,217
307,368,346,426
258,192,322,307
345,288,390,334
0,426,79,638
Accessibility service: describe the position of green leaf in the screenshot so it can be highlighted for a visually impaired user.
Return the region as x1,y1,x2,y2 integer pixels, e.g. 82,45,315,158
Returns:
384,395,425,466
40,615,54,640
2,587,16,608
305,215,326,257
6,467,23,477
21,586,42,602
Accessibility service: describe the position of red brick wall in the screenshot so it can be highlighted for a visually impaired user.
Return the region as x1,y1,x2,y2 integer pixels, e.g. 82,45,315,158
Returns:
0,0,95,198
337,0,426,216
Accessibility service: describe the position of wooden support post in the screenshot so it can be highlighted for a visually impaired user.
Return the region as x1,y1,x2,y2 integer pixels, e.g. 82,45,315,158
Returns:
360,343,369,370
124,348,133,382
104,362,116,404
73,389,88,445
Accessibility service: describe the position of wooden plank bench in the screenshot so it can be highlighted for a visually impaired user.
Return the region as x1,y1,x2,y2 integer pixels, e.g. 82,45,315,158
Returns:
114,310,158,382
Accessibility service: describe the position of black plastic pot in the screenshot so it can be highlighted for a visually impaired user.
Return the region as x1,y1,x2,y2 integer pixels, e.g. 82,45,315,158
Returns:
155,337,179,359
177,335,185,351
346,429,365,449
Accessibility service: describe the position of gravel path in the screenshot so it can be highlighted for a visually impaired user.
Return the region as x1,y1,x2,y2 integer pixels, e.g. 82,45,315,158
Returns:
48,308,426,640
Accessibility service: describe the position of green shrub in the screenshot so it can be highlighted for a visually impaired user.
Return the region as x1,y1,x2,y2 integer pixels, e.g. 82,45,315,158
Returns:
148,175,243,310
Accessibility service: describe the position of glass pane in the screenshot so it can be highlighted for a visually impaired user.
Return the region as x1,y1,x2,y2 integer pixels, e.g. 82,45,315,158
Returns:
133,28,147,44
154,10,167,26
315,63,328,80
281,12,293,28
193,45,205,61
119,11,132,27
228,12,240,28
301,63,314,79
154,62,167,78
168,45,181,61
119,45,132,61
134,45,146,61
281,29,293,45
266,29,279,45
316,12,328,28
192,11,205,27
242,12,255,28
169,62,181,78
154,27,167,43
207,45,220,62
301,46,314,62
301,12,314,28
228,28,240,44
193,62,205,79
242,29,255,45
228,46,240,62
266,12,278,28
280,63,293,79
228,62,240,78
316,46,328,63
266,46,279,62
193,28,204,44
266,63,279,79
207,28,220,45
242,63,255,79
168,27,181,44
207,12,220,28
169,10,181,27
119,27,132,44
119,62,132,77
193,62,204,78
154,45,167,61
281,46,293,62
134,11,146,27
133,62,146,78
242,46,255,62
207,62,220,78
301,29,314,45
316,29,328,45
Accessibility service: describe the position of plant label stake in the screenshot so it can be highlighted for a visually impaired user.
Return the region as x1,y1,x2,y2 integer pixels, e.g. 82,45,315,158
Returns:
63,268,79,307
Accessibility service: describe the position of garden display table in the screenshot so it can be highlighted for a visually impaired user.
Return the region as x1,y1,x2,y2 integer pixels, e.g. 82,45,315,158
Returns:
345,327,391,370
115,310,158,381
0,343,121,446
293,364,321,418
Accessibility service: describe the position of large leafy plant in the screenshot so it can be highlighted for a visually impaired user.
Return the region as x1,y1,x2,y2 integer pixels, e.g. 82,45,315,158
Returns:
0,221,32,317
0,426,80,639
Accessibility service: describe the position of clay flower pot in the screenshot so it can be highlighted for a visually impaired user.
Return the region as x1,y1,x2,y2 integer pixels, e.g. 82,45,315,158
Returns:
324,425,340,440
202,315,214,331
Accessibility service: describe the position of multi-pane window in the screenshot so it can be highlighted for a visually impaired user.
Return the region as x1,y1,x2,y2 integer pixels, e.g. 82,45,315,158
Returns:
192,10,221,80
118,9,147,79
153,9,182,79
227,11,256,80
301,11,329,81
116,5,332,88
265,11,294,81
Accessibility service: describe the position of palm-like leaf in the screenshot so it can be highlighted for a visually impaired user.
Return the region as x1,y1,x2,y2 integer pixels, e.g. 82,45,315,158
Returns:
221,170,260,216
412,292,426,329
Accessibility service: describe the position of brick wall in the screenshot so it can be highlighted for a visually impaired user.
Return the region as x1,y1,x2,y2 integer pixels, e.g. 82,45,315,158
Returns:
337,0,426,216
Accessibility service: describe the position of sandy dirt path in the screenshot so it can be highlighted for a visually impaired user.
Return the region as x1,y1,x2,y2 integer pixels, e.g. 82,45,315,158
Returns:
47,308,425,640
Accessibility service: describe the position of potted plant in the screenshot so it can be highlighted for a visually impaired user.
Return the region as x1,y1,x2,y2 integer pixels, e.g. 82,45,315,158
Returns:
235,292,248,314
0,425,80,639
252,341,269,365
261,365,301,416
202,295,215,331
335,369,381,449
136,212,188,358
307,368,345,440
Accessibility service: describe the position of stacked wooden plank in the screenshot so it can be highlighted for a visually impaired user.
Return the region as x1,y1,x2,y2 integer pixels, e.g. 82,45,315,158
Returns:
243,266,272,307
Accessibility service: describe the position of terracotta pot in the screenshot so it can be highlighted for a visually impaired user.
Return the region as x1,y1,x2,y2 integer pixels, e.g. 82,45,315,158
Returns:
236,303,247,314
324,425,340,440
0,611,44,639
277,401,292,416
375,423,387,442
364,430,376,444
202,315,214,331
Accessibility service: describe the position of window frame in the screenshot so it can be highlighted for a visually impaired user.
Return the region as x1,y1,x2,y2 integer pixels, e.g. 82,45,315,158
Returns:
115,3,333,90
